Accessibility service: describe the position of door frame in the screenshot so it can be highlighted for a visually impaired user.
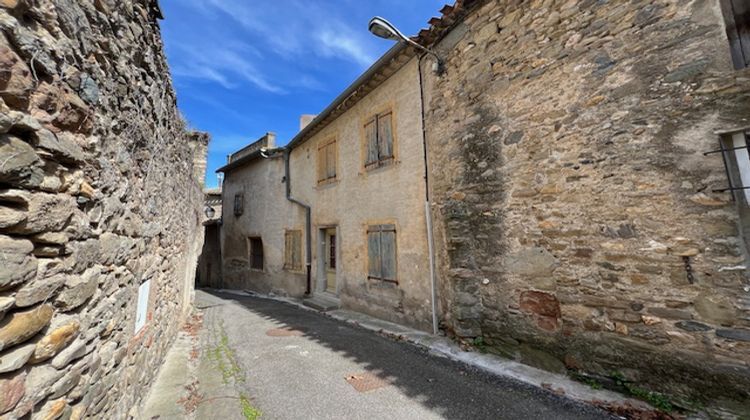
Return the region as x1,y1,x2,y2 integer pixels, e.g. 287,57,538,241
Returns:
316,225,340,296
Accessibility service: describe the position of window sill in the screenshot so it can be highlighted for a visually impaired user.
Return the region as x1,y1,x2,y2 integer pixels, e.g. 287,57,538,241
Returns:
363,159,398,174
284,267,305,274
316,179,339,190
367,276,398,286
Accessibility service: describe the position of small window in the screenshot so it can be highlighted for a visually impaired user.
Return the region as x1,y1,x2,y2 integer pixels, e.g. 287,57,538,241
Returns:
716,131,750,204
317,139,337,184
248,237,263,270
367,224,397,283
234,193,244,216
284,230,303,271
721,0,750,69
364,111,394,169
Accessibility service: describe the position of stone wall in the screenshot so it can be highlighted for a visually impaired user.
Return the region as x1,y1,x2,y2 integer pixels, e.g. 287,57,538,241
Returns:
0,0,205,418
426,0,750,415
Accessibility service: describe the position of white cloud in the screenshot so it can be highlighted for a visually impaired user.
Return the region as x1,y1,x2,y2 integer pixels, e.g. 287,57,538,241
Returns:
168,40,284,93
196,0,378,69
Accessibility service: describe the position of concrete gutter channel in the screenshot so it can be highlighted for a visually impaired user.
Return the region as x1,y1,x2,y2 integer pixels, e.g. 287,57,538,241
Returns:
210,288,656,418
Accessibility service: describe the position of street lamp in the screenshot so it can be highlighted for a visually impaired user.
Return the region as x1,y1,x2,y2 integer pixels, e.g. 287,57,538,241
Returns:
204,206,216,219
368,17,444,74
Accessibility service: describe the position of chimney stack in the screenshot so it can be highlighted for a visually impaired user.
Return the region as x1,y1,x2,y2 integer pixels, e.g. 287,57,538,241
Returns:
300,114,317,131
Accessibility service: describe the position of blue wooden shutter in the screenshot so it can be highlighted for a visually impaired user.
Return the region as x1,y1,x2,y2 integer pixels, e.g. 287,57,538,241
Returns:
367,228,381,279
377,113,394,160
380,225,397,282
365,119,378,166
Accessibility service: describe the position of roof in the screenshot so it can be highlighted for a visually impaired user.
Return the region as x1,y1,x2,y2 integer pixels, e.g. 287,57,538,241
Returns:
219,0,484,172
286,0,482,150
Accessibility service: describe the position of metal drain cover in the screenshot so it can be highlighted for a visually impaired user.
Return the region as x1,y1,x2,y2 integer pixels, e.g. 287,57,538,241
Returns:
265,327,305,337
345,372,389,393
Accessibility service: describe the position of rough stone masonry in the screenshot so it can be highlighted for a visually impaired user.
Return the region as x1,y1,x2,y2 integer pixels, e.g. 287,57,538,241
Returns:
0,0,206,418
425,0,750,416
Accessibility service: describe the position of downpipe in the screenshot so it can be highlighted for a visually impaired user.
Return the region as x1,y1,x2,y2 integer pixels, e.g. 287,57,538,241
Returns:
418,53,440,335
283,149,313,295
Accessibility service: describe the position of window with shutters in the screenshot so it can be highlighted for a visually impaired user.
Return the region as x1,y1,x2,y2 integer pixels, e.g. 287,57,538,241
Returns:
367,224,397,283
248,237,264,270
284,230,303,271
364,111,395,169
721,0,750,69
317,138,337,184
233,193,244,217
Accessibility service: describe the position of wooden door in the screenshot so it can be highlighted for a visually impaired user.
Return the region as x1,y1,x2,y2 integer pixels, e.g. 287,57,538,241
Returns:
325,229,337,293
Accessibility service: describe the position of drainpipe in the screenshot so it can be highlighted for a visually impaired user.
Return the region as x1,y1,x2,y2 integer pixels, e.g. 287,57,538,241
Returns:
418,53,439,335
284,148,312,295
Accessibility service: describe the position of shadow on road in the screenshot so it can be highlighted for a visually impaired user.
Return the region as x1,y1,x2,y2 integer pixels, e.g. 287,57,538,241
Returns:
200,289,611,420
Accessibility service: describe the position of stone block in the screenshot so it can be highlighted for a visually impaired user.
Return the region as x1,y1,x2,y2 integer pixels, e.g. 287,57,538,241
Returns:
55,268,99,312
716,329,750,343
0,235,37,290
0,341,34,373
33,129,85,164
0,135,43,187
30,320,80,363
519,290,561,318
0,190,78,235
675,320,712,332
504,247,558,277
0,304,54,351
14,274,66,307
0,41,33,108
0,371,25,414
694,293,737,326
646,307,693,321
50,339,86,369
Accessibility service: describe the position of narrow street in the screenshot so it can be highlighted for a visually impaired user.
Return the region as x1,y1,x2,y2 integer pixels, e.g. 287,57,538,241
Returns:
143,290,612,420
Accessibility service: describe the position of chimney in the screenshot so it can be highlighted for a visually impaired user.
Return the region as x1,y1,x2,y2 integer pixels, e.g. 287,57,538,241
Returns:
300,114,317,131
265,132,276,148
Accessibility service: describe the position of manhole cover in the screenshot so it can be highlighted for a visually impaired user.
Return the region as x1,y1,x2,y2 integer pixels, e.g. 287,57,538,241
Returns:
265,327,305,337
345,372,389,393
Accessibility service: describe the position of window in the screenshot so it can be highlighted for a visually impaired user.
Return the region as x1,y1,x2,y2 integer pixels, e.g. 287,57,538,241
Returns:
233,193,244,216
367,224,397,283
329,234,336,270
317,139,337,184
248,237,263,270
284,230,303,271
714,130,750,204
721,0,750,69
364,111,394,169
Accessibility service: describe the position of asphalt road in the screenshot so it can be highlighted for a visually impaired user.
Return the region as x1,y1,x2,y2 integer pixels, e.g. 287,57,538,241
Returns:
195,290,613,420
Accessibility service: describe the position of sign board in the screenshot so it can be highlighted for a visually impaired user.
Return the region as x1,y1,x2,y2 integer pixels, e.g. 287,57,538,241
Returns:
135,279,151,333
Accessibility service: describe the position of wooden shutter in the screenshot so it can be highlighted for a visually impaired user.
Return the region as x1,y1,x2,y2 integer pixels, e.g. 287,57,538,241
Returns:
364,119,378,166
284,232,291,269
326,141,336,179
377,113,394,160
723,0,750,69
367,228,381,279
293,231,301,270
367,225,397,283
233,193,243,216
317,145,326,183
380,225,397,282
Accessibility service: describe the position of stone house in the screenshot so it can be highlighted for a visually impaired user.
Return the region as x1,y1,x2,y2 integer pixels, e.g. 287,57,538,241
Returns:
218,0,750,415
219,47,437,330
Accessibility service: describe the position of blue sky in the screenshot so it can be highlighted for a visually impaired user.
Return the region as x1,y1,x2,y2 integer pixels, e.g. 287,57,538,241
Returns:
160,0,447,187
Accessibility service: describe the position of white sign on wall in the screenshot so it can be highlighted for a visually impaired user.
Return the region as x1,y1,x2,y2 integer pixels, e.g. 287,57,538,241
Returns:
135,279,151,333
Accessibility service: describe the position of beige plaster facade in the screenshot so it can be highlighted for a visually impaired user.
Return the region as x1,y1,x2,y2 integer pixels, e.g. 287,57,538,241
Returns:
220,149,308,297
220,58,435,331
290,59,433,330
